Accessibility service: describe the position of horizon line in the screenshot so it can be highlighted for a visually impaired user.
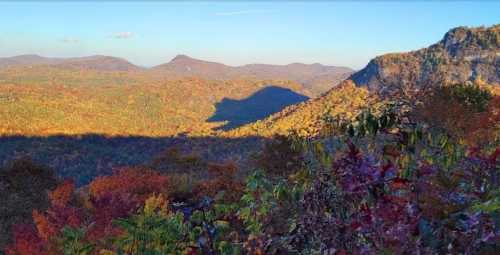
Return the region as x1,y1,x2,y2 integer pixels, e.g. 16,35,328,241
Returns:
0,53,358,70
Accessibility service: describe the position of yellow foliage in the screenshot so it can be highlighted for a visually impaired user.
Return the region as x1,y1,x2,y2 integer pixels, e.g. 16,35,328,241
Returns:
143,194,170,217
226,80,383,138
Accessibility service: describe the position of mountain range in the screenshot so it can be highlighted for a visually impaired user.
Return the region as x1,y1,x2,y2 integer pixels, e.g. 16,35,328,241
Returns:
0,24,498,139
0,54,353,96
151,55,354,95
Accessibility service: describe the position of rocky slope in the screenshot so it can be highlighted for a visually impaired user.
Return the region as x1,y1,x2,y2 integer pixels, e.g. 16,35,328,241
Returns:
351,25,499,93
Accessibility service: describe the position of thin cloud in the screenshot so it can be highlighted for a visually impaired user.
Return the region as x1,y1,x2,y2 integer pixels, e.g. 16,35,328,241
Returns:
112,32,134,39
61,37,79,43
215,10,271,16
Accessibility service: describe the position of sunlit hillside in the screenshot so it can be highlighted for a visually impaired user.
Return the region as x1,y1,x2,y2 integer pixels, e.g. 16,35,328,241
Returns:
0,66,307,136
227,80,382,137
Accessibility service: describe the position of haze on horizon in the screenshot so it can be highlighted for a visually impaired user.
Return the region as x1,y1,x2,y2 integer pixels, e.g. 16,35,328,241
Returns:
0,1,498,69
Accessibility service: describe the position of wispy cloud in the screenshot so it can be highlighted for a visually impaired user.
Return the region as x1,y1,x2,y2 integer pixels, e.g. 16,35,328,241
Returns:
60,37,79,43
214,10,271,16
112,32,134,39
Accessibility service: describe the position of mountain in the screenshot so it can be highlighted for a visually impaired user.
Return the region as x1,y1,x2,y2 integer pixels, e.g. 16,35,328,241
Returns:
0,55,141,72
55,55,141,71
151,54,235,79
152,55,354,96
351,25,499,93
230,25,500,137
0,54,64,68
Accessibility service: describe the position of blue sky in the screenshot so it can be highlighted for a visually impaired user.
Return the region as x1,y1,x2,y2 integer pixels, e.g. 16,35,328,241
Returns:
0,1,498,69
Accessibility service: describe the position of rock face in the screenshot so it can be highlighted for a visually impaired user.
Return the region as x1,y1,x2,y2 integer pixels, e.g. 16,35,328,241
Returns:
351,25,500,93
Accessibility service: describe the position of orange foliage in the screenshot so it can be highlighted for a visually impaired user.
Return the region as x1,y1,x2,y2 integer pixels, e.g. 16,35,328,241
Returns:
32,210,57,242
48,180,75,208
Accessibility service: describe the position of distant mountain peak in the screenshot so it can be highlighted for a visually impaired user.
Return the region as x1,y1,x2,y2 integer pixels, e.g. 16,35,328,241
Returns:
171,54,194,62
0,54,141,71
15,54,44,58
149,55,354,96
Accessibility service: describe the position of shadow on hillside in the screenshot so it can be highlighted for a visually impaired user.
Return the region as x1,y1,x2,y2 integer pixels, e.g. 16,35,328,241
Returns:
207,86,309,130
0,134,268,187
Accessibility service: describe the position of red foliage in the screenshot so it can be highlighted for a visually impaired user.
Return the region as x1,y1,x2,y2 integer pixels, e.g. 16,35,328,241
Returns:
415,90,499,146
88,167,172,201
6,179,85,255
7,167,176,254
5,224,46,255
195,162,243,202
86,192,138,241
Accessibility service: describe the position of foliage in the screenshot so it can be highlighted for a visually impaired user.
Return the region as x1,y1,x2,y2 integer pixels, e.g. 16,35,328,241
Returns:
111,194,189,255
229,81,382,138
0,158,59,251
0,71,305,137
3,79,499,254
58,227,94,255
256,135,304,177
413,84,499,147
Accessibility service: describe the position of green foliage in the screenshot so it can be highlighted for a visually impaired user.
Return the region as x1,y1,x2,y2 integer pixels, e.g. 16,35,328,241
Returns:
58,227,94,255
189,199,241,254
472,188,500,213
437,83,492,112
238,170,277,235
112,209,188,254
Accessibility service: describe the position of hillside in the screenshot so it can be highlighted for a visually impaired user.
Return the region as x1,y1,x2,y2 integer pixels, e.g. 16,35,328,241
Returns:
0,68,306,136
227,80,379,137
351,25,500,94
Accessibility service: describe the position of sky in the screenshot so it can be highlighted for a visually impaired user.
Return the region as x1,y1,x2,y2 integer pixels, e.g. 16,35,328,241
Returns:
0,1,498,70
